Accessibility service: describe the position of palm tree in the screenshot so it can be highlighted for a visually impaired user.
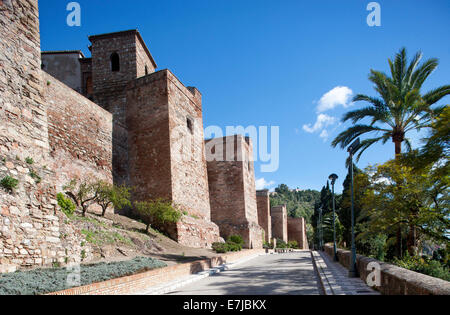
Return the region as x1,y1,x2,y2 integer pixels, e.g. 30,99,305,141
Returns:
332,48,449,161
332,48,450,257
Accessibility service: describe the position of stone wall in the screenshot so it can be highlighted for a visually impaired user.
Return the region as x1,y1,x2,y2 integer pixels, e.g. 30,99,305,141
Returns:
256,190,271,243
0,0,93,271
271,204,287,243
206,135,264,249
126,69,220,248
287,217,308,249
323,245,450,295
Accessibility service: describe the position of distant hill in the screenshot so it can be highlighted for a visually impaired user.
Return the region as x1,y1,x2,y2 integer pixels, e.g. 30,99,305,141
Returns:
269,184,320,224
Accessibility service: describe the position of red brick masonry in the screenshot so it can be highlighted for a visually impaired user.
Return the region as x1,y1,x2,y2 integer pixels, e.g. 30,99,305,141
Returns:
48,249,265,295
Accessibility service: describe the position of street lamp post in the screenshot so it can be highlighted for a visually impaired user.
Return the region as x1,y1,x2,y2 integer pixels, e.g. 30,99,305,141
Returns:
318,207,323,250
347,138,360,278
329,173,338,261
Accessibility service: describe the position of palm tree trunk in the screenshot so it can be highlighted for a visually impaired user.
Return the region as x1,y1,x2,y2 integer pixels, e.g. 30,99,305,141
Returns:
395,140,402,156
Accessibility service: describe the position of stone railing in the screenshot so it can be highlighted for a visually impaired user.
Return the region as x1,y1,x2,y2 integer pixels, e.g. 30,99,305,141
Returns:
324,244,450,295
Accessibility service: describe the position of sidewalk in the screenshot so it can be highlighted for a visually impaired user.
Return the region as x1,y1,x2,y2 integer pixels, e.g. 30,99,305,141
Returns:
312,251,380,295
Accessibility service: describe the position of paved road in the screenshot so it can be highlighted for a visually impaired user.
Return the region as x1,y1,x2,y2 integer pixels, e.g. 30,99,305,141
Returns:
167,251,321,295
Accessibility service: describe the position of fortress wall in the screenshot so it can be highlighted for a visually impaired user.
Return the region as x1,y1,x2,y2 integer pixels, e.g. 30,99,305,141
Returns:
206,135,263,249
0,0,92,272
271,204,288,243
167,71,211,221
90,32,139,184
127,70,220,248
287,217,308,249
43,71,113,193
126,70,172,203
256,190,272,242
135,35,156,78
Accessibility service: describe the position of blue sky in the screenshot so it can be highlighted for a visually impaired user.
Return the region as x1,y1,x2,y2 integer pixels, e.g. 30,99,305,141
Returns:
39,0,450,193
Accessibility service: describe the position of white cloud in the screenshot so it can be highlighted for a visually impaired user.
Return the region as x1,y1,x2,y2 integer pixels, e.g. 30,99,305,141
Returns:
316,86,353,113
255,178,275,190
319,129,329,141
302,114,336,133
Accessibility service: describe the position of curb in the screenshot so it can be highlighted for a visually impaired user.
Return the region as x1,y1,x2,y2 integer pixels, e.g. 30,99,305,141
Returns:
311,251,334,295
138,253,265,295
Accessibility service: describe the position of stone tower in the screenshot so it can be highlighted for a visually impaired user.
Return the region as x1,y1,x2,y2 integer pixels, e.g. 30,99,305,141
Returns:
89,30,157,184
205,135,264,249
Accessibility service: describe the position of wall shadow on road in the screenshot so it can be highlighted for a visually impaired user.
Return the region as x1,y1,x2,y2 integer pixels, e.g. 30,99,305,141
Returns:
169,253,321,295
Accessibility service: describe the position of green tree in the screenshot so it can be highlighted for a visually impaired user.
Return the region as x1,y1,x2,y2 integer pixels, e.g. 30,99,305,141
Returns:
332,48,449,160
94,181,131,216
338,164,366,248
135,199,181,233
402,106,449,182
63,178,97,217
358,160,449,256
332,48,449,256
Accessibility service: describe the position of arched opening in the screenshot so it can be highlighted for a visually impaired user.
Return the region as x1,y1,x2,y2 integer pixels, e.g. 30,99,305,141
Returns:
110,52,120,72
145,65,149,75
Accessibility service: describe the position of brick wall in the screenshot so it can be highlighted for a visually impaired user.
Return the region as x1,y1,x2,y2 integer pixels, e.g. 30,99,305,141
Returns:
90,31,141,184
287,217,308,249
44,71,113,193
271,204,288,243
206,135,264,249
323,245,450,295
256,190,272,242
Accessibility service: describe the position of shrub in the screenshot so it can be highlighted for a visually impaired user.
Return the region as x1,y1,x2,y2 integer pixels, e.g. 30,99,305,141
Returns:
29,169,41,184
276,238,287,249
25,157,34,165
212,242,228,253
57,193,76,217
288,240,299,249
393,252,450,281
228,235,244,246
1,176,19,191
0,256,167,295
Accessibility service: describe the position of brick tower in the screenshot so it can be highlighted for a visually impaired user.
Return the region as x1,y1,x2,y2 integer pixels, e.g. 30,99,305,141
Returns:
126,70,220,248
205,135,264,249
256,189,272,243
271,204,288,243
89,30,157,184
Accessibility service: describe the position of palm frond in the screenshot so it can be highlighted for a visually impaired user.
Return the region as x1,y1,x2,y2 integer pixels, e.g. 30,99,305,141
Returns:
423,85,450,106
331,125,389,149
355,137,385,162
410,58,439,90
